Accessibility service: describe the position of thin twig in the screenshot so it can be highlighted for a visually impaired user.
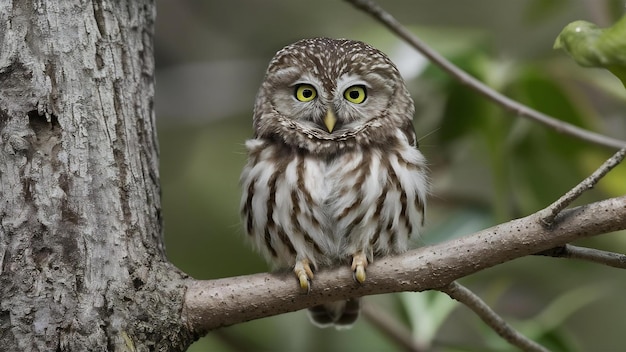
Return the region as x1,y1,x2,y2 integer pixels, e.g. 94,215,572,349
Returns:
537,244,626,269
539,147,626,226
344,0,626,150
362,302,425,352
439,282,549,352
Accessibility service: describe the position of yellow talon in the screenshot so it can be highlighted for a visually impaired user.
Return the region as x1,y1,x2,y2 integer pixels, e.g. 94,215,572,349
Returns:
351,252,368,284
294,259,314,292
355,265,366,283
298,274,309,291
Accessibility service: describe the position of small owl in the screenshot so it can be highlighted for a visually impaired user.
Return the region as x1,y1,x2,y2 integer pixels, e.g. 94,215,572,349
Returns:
240,38,428,328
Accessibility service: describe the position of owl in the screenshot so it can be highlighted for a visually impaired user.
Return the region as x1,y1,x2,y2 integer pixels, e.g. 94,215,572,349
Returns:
240,38,428,328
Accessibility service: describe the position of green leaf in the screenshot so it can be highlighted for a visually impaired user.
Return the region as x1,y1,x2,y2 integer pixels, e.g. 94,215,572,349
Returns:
554,16,626,86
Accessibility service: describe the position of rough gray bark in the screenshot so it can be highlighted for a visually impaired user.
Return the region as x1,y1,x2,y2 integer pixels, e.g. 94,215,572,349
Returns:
0,1,193,350
184,196,626,332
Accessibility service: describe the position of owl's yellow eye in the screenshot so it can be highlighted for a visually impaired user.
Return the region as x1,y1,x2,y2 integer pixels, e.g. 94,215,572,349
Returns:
295,84,317,102
344,85,367,104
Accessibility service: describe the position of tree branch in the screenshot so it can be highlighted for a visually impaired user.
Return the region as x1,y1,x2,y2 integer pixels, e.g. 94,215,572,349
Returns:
183,196,626,334
539,147,626,226
537,244,626,269
344,0,626,150
439,282,549,352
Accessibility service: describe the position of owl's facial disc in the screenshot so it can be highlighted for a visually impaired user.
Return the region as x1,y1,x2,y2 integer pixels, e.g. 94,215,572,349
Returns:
270,68,390,137
290,76,372,134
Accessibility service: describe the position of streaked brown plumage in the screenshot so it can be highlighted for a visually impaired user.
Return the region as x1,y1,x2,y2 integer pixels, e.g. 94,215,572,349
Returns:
240,38,428,328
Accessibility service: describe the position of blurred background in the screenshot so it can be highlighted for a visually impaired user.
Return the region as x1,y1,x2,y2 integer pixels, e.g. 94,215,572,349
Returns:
155,1,626,351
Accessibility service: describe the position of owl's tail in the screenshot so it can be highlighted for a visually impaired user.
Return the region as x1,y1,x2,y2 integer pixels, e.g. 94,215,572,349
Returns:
307,298,360,329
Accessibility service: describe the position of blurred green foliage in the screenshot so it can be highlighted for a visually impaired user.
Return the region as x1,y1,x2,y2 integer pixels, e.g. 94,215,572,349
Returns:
156,1,626,351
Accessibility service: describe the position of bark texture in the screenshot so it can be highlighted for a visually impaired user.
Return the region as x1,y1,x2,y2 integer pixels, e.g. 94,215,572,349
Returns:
0,1,192,350
184,196,626,332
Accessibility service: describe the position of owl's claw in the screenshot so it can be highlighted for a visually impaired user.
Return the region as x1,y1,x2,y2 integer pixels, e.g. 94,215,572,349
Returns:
294,259,314,292
351,252,368,283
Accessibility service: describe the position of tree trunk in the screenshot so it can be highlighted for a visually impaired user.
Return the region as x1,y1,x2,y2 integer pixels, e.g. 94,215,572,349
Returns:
0,1,193,350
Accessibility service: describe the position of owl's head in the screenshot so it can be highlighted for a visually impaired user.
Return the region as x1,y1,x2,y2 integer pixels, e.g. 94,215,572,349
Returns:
253,38,416,154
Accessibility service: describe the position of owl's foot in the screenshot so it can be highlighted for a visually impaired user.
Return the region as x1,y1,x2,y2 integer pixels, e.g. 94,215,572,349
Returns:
294,259,314,292
351,252,368,283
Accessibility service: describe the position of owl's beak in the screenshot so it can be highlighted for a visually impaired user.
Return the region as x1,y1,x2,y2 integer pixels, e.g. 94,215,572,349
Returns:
323,110,337,133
